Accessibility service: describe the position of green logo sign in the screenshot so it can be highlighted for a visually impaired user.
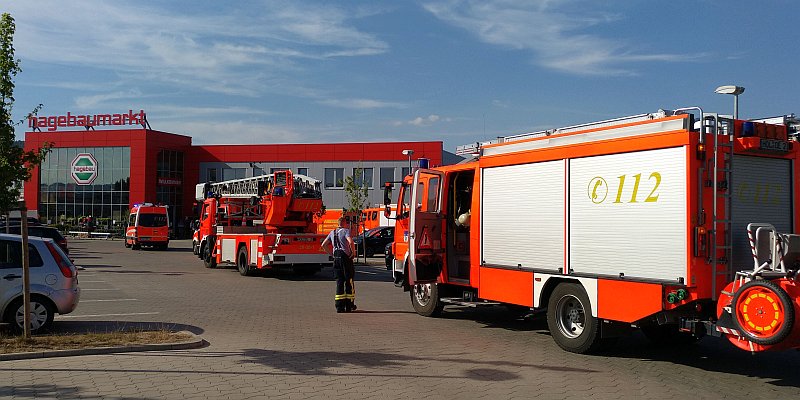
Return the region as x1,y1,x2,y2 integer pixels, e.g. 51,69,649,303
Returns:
71,153,98,185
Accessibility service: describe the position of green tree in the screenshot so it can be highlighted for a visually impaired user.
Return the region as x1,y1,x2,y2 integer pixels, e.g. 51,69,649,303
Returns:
342,167,369,260
1,12,50,339
0,13,49,216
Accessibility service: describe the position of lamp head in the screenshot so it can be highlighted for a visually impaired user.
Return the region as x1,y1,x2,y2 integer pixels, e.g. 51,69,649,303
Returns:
401,149,414,156
715,85,745,95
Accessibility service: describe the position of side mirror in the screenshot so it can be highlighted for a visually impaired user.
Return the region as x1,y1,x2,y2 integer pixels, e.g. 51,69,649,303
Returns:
383,182,392,206
384,205,391,219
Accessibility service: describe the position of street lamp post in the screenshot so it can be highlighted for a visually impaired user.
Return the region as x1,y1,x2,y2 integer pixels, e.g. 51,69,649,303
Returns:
714,85,745,119
402,149,414,176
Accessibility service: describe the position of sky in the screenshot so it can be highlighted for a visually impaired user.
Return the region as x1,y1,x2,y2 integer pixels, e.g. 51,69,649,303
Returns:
5,0,799,153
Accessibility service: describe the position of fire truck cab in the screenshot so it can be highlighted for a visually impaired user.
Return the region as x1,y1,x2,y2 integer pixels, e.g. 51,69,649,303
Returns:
125,203,170,250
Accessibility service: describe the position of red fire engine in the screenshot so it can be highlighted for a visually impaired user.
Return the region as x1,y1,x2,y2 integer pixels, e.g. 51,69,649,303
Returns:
385,108,800,353
194,170,329,276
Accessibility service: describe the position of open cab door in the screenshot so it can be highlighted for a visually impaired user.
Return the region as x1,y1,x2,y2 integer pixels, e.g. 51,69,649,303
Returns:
408,169,444,285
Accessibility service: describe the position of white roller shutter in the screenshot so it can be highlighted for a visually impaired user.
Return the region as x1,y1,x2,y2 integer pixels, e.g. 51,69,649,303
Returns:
731,155,793,270
569,147,687,282
481,160,565,270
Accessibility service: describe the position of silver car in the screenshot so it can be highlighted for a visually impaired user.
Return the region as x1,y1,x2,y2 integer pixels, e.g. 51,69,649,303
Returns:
0,233,80,333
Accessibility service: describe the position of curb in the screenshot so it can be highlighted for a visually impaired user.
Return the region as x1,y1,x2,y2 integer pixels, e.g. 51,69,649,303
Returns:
0,331,206,362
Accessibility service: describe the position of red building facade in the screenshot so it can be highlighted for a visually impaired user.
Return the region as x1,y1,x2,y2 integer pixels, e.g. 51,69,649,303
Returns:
24,125,442,228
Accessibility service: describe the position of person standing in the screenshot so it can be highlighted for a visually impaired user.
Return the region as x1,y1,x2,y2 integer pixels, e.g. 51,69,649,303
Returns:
321,217,357,313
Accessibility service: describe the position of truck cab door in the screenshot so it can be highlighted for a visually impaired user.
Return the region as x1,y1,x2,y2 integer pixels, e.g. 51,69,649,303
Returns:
408,169,444,285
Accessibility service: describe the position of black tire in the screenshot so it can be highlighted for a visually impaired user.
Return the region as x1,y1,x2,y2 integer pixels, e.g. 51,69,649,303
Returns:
202,242,217,269
124,239,131,248
192,242,199,255
731,279,794,346
411,283,444,317
132,242,141,250
237,246,252,276
5,296,55,334
384,244,393,271
547,283,602,354
641,324,699,346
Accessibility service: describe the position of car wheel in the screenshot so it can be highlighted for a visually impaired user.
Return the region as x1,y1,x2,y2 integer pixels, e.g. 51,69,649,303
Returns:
411,283,444,317
202,243,217,269
237,246,251,276
547,283,604,354
5,296,55,334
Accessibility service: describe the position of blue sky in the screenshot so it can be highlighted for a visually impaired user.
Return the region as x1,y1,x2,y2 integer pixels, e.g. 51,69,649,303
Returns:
6,1,798,152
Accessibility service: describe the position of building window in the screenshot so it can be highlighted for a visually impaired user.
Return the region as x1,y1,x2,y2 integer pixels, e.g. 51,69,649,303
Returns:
401,167,411,178
297,168,308,176
270,167,290,173
324,168,344,189
208,168,217,182
380,167,394,188
353,168,373,189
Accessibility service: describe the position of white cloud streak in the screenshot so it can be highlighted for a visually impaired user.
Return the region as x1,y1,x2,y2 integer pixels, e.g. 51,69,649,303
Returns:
6,1,388,98
423,0,702,76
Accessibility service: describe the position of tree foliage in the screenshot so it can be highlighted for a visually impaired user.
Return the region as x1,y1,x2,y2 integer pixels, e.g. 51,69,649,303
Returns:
342,167,369,213
0,13,49,214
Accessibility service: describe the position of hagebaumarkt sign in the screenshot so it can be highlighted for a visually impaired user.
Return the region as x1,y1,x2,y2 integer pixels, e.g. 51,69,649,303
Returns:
28,110,146,132
71,153,98,185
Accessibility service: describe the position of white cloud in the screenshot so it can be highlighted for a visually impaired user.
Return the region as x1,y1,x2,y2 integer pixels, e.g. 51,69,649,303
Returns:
6,1,389,96
423,0,702,76
319,98,406,110
398,114,451,126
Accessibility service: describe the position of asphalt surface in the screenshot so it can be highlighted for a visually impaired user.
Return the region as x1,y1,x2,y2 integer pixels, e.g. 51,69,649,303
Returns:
1,238,799,399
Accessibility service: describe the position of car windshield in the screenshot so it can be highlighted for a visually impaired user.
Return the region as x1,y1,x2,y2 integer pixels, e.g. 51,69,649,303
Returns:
363,228,382,237
138,214,168,227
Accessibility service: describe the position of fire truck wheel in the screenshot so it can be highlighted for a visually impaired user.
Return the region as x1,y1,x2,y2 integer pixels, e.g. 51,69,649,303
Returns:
132,242,141,250
731,279,794,346
547,283,602,354
124,240,131,248
237,247,252,276
202,243,217,269
411,283,444,317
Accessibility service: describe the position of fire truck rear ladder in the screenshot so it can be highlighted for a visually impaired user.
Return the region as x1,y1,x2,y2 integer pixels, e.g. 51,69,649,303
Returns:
707,114,735,300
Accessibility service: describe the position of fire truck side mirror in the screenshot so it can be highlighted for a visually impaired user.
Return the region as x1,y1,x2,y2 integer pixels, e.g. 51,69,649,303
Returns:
384,205,392,219
383,182,392,206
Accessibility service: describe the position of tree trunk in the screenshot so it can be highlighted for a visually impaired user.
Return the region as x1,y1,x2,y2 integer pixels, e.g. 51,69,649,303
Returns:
21,206,31,339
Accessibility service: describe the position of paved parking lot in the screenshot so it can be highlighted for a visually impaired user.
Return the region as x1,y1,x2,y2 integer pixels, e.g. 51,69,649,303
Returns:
1,238,800,399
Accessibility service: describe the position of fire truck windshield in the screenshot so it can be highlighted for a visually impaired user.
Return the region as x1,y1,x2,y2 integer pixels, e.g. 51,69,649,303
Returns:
138,214,168,227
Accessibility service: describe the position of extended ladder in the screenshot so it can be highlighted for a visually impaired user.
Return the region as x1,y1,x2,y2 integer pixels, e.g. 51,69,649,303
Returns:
196,172,322,201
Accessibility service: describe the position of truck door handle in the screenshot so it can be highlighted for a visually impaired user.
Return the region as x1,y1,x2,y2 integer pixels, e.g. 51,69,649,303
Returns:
3,274,22,281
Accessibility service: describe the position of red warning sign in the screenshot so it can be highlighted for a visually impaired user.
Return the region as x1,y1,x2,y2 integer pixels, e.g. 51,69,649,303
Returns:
418,227,432,249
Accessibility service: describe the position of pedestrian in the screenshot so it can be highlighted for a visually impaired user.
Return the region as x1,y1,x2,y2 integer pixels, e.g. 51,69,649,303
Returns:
321,216,357,313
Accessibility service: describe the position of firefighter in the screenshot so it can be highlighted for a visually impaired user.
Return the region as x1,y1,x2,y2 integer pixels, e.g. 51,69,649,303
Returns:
321,216,357,313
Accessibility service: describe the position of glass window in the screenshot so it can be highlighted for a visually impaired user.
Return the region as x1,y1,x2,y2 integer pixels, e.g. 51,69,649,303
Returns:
401,167,411,178
297,168,309,176
380,167,394,188
208,168,217,182
353,168,373,189
427,177,440,211
324,168,344,189
0,240,44,269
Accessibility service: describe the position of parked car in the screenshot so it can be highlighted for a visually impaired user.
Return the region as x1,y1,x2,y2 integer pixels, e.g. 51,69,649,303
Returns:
0,234,80,333
354,226,394,257
4,225,69,255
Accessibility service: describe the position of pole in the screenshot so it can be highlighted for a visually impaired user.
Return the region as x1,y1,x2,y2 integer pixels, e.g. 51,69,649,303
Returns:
733,95,739,120
21,206,31,339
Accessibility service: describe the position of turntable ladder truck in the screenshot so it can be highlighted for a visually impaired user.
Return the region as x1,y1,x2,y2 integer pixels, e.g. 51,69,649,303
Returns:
196,170,329,276
385,108,800,353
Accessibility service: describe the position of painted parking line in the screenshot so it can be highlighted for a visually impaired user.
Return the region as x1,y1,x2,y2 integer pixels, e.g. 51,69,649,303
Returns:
358,270,378,275
77,280,106,283
79,298,138,303
80,288,120,291
58,312,160,319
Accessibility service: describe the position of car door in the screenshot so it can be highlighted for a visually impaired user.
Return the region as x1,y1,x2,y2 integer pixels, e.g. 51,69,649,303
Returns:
408,169,445,285
0,239,24,304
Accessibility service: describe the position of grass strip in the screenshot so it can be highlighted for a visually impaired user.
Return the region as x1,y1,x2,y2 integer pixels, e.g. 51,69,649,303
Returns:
0,330,192,354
